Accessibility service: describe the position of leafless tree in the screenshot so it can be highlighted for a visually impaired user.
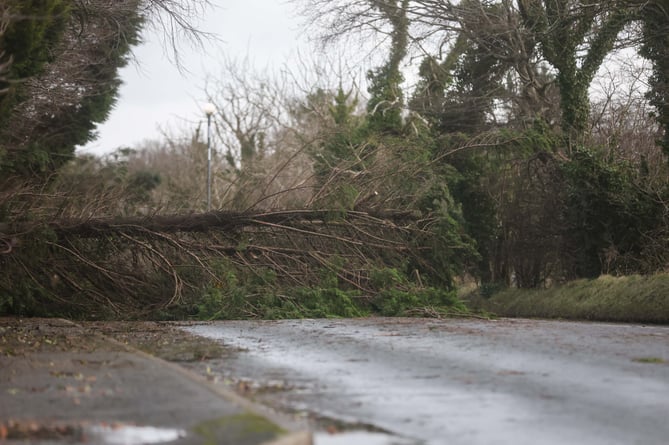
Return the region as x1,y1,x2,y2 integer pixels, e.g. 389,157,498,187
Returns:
202,53,367,210
141,0,215,69
590,52,664,177
204,56,290,173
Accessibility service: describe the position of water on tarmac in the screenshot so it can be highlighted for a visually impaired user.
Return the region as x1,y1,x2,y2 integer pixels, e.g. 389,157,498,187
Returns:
183,318,669,445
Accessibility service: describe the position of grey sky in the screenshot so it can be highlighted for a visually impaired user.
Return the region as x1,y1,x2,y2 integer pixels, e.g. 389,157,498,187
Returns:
79,0,307,155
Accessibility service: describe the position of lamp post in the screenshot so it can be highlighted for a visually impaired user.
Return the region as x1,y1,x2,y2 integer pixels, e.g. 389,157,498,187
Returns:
203,103,216,212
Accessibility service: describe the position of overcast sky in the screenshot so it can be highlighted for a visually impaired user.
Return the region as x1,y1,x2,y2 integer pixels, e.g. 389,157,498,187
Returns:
79,0,308,155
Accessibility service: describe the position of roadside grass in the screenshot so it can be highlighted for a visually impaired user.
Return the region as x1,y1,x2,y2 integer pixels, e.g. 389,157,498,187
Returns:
632,357,666,364
462,274,669,324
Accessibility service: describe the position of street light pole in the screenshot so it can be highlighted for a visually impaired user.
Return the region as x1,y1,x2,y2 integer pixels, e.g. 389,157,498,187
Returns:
203,103,216,212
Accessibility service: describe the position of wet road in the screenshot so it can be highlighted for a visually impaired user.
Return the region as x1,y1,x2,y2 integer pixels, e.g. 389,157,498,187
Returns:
183,318,669,445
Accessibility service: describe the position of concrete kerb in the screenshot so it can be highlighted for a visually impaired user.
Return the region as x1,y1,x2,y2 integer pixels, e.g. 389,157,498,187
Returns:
62,319,314,445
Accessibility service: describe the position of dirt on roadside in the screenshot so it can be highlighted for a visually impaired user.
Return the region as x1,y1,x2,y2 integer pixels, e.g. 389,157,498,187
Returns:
83,321,230,363
0,318,117,356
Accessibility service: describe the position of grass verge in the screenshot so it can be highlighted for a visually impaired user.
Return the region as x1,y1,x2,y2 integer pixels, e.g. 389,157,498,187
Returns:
463,274,669,324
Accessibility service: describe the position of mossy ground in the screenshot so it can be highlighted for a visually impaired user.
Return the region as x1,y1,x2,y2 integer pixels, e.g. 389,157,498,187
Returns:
193,413,285,445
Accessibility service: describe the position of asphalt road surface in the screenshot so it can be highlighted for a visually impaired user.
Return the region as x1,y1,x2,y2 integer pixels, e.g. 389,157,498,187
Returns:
183,318,669,445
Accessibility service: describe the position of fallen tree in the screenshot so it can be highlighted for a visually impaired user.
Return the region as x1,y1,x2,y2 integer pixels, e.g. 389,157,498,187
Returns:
45,209,418,237
0,208,437,318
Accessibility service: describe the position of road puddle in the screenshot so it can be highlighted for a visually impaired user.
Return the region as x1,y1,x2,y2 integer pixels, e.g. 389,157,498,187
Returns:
314,431,421,445
0,421,187,444
86,424,187,444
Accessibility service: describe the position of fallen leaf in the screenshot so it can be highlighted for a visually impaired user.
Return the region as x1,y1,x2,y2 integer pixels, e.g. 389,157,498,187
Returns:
237,381,250,393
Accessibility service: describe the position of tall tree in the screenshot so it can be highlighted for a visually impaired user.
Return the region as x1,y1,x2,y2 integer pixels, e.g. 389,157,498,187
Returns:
0,0,70,138
0,0,143,181
638,0,669,156
366,0,410,134
0,0,212,183
518,0,636,148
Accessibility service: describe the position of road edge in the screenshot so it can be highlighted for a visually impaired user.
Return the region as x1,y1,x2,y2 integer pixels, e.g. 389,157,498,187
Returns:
60,319,313,445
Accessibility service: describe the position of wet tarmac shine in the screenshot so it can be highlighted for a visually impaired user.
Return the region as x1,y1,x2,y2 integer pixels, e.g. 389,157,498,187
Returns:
184,318,669,445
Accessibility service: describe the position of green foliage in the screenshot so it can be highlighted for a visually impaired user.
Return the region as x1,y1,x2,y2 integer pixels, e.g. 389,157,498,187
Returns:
479,282,504,299
312,86,370,186
0,227,75,318
368,266,466,316
330,87,358,127
373,287,465,317
446,136,501,283
290,287,366,319
367,63,405,133
366,0,409,135
370,267,407,289
440,37,506,133
410,2,521,135
0,1,143,180
445,122,664,286
194,259,311,320
7,0,668,321
416,179,478,286
562,147,662,277
518,1,633,144
191,261,467,321
0,0,70,128
194,267,367,320
409,47,459,128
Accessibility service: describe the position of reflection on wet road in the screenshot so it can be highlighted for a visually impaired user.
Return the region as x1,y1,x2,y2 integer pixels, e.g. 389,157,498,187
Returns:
183,318,669,445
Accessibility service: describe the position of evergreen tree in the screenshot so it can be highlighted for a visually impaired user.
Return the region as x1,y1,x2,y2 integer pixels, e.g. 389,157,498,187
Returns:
0,1,143,180
314,86,364,181
0,0,70,132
